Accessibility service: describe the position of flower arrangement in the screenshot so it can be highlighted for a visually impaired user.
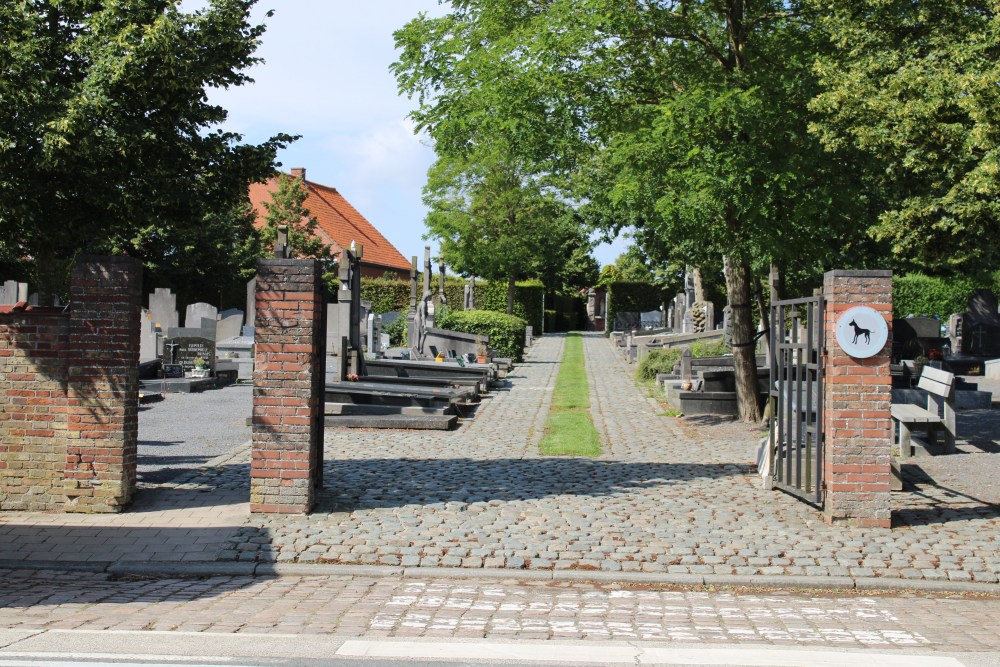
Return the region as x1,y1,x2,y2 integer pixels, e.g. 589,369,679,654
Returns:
346,374,359,382
927,348,944,361
193,356,206,369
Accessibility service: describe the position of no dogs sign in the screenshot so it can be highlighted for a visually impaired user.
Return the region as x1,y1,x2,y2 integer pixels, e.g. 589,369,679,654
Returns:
834,306,889,359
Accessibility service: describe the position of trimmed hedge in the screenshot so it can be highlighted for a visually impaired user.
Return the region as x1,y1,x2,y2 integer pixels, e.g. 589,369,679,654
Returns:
436,309,527,362
358,276,544,334
893,272,1000,319
607,281,671,332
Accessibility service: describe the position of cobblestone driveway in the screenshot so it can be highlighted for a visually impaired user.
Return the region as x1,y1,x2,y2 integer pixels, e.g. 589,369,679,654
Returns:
207,335,1000,585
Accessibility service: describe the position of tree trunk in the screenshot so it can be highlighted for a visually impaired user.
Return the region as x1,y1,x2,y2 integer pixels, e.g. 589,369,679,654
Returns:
506,274,516,315
724,255,760,422
693,267,705,303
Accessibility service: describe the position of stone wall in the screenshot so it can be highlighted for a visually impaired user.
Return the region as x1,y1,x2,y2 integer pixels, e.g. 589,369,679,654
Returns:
0,257,141,512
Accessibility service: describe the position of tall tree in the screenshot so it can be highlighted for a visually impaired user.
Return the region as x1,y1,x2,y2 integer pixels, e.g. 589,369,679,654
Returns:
423,145,586,312
810,0,1000,275
0,0,294,301
396,0,884,421
259,174,335,262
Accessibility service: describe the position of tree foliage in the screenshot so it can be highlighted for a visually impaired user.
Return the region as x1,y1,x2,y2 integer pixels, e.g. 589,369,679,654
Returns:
259,174,334,262
809,0,1000,275
0,0,294,301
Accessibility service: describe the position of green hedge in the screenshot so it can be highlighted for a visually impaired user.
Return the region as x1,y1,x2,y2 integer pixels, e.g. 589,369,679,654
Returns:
359,276,543,334
607,281,671,332
893,272,1000,319
436,309,527,362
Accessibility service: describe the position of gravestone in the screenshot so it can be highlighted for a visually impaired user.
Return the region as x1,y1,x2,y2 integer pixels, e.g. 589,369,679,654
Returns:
406,256,419,349
0,280,25,305
673,293,685,332
437,258,448,307
148,287,178,332
185,302,218,329
216,309,244,342
245,278,256,333
965,290,1000,356
139,310,159,363
164,335,215,375
464,277,475,310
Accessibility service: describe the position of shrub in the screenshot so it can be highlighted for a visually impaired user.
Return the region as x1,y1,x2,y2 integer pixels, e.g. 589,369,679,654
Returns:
636,348,683,381
892,271,1000,319
437,309,527,361
382,314,407,347
689,338,730,358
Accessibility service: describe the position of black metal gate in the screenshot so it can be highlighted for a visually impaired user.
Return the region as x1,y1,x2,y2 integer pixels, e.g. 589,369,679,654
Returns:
769,295,825,505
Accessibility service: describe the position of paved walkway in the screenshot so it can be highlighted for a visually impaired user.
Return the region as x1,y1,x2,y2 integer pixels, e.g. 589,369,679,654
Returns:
1,568,998,653
0,334,998,588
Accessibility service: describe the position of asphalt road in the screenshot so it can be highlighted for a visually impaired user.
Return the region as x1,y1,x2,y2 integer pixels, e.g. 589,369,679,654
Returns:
137,383,252,484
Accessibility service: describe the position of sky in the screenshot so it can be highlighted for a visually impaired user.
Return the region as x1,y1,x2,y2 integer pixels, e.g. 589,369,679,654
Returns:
202,0,628,269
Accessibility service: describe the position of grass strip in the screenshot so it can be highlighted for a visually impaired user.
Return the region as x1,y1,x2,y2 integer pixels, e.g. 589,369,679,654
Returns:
539,333,602,456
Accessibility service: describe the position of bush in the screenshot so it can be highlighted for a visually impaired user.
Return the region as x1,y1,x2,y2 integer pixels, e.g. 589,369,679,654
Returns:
636,349,683,381
382,314,407,347
689,338,730,358
437,309,527,361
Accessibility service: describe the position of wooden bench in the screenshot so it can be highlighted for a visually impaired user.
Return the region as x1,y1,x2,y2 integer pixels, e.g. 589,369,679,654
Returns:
890,366,957,459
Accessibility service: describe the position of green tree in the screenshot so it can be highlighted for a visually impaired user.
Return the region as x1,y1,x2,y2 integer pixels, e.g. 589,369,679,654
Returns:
396,1,885,421
259,173,334,262
809,0,1000,275
423,144,589,313
0,0,294,302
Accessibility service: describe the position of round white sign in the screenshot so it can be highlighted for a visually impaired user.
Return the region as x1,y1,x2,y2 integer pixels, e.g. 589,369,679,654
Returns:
834,306,889,359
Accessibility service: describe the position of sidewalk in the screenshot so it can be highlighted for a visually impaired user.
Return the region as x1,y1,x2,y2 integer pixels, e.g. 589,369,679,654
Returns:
0,334,998,591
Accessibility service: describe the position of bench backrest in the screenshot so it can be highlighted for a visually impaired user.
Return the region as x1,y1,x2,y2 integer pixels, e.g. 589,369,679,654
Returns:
917,366,955,399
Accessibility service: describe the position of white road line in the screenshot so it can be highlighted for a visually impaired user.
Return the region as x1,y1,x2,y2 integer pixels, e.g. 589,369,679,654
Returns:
335,640,967,666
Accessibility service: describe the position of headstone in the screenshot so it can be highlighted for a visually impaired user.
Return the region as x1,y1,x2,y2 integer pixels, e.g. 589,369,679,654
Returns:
526,325,533,341
139,309,159,363
407,256,419,349
148,287,178,332
464,277,475,310
949,313,963,354
185,302,218,329
963,290,1000,356
246,278,256,328
0,280,21,305
673,293,685,332
162,335,215,375
216,310,244,342
437,258,448,307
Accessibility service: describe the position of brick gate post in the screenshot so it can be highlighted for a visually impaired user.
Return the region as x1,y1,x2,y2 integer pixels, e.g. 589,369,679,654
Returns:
822,270,893,527
65,256,143,512
251,259,325,513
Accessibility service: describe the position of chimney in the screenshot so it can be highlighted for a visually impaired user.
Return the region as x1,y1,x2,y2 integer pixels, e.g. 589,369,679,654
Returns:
290,167,306,181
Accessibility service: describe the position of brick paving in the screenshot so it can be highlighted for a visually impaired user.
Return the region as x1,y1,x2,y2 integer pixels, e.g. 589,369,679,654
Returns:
0,568,998,652
0,334,998,586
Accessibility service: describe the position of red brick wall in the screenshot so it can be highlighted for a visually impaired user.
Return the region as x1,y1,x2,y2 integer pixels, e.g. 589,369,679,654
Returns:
0,257,141,513
251,259,325,514
0,309,71,510
822,270,893,528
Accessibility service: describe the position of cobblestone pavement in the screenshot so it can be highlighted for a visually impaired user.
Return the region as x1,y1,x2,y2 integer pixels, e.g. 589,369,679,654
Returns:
221,335,1000,585
0,334,998,586
0,569,998,652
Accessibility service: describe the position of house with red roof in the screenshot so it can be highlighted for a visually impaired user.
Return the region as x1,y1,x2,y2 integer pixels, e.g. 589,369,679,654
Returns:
248,168,411,279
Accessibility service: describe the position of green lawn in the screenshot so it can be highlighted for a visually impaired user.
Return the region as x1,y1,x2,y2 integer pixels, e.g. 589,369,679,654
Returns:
539,333,602,456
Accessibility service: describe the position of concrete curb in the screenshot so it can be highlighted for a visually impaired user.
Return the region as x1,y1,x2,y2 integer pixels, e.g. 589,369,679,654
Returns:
1,559,997,594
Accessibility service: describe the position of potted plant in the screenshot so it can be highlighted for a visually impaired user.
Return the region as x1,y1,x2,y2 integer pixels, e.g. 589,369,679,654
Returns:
476,336,487,364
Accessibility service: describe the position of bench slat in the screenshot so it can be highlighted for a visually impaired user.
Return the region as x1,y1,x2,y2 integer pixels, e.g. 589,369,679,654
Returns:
891,404,943,423
917,367,954,397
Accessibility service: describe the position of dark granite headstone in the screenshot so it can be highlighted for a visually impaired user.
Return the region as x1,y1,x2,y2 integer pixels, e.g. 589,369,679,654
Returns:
965,290,1000,356
163,336,215,374
163,364,184,378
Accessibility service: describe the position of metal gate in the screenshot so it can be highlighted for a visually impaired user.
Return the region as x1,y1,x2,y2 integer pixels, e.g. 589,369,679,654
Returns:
769,295,825,505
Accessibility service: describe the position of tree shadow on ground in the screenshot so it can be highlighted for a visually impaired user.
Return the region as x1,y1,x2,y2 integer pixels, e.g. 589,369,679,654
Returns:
313,457,747,512
894,463,1000,527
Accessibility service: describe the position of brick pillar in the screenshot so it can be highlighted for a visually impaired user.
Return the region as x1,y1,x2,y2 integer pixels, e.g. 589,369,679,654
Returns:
251,259,325,513
64,256,142,512
823,270,893,527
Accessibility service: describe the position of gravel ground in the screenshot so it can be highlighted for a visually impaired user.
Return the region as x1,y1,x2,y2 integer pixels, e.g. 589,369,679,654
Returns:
138,383,252,483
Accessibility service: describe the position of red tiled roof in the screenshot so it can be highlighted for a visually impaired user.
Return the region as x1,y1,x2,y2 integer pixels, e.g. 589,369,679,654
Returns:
248,172,411,273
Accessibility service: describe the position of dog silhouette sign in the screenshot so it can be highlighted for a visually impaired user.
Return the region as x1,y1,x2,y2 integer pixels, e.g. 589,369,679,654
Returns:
835,306,889,358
